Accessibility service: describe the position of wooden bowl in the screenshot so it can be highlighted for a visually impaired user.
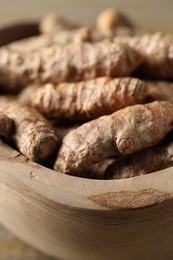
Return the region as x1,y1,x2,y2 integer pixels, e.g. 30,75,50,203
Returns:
0,23,173,260
1,141,173,260
0,21,39,46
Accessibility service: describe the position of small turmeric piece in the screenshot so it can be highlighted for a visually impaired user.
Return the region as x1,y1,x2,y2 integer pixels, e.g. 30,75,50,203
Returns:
0,114,13,137
105,138,173,179
0,41,141,92
54,101,173,174
39,12,79,34
96,8,133,32
0,98,60,162
29,77,147,121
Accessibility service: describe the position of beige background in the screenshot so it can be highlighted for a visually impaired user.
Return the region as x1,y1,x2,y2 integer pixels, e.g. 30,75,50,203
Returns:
0,0,172,259
0,0,172,32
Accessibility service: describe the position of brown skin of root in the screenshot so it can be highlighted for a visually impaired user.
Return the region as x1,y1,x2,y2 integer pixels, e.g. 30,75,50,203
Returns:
24,77,147,121
0,114,14,137
0,98,60,162
0,41,141,92
96,8,133,32
105,139,173,179
54,101,173,175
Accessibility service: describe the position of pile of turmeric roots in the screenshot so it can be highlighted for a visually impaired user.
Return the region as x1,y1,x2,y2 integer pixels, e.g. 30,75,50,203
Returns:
1,8,173,179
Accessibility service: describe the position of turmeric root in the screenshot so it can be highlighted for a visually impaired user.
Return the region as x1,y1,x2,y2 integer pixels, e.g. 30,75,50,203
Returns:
146,81,173,103
17,84,39,106
53,124,80,139
124,33,173,79
0,41,141,92
29,77,147,121
112,33,173,79
0,98,60,162
85,159,115,179
54,101,173,174
68,159,114,179
6,27,91,53
6,27,135,54
105,138,173,179
6,27,134,54
39,13,79,34
96,8,133,32
0,114,13,137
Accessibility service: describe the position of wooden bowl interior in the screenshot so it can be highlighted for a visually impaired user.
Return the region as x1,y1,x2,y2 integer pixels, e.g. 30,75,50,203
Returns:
0,21,39,46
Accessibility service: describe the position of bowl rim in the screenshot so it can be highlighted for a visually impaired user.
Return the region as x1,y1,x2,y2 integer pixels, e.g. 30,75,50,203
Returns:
1,140,173,212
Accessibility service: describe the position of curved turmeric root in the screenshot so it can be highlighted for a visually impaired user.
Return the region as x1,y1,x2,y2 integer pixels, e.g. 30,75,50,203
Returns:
54,101,173,174
0,114,13,137
0,41,141,92
0,98,60,162
23,77,147,121
105,139,173,179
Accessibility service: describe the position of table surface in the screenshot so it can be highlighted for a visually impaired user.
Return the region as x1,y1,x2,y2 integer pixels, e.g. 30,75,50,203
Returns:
0,225,55,260
0,0,173,259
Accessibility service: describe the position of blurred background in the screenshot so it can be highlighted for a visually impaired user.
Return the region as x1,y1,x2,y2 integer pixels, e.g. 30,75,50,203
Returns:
0,0,172,259
0,0,172,32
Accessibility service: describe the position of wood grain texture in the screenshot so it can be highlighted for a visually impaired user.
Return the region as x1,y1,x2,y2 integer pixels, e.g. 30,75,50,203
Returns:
0,140,173,260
